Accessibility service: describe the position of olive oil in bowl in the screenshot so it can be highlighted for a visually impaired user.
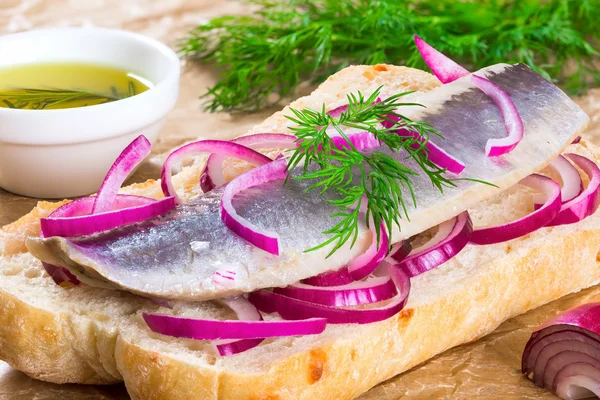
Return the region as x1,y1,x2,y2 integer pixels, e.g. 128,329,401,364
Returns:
0,63,151,110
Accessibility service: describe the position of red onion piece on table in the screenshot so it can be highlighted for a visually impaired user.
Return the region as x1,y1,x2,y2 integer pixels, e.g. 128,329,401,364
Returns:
249,265,410,324
471,74,524,157
220,158,288,255
546,154,600,227
200,133,298,192
535,155,583,206
398,211,472,278
41,196,175,238
274,276,397,307
414,35,469,84
161,140,272,203
572,136,582,144
92,135,152,213
522,303,600,399
470,174,561,245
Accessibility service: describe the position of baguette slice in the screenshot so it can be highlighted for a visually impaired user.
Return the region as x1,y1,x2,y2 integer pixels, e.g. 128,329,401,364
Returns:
0,65,598,400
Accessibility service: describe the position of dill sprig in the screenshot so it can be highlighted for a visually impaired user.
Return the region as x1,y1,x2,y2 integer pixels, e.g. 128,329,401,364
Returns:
0,82,138,110
180,0,600,112
286,87,455,256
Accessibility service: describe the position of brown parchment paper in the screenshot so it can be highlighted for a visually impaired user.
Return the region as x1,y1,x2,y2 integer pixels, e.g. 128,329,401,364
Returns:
1,1,600,398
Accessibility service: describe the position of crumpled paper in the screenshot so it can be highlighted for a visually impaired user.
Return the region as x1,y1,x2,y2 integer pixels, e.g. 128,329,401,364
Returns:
1,0,600,398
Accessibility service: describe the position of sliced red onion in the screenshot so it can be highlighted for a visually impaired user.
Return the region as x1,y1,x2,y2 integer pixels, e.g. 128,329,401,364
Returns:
249,265,410,324
522,303,600,399
572,136,582,144
471,74,524,157
40,194,159,286
413,35,469,84
213,297,264,356
200,134,298,192
93,135,151,214
274,276,397,307
302,267,355,287
221,158,288,255
382,115,465,174
385,240,412,264
397,211,472,278
470,174,561,245
41,196,175,238
546,154,600,227
535,155,583,206
162,140,272,203
347,222,388,280
143,311,326,340
330,131,381,152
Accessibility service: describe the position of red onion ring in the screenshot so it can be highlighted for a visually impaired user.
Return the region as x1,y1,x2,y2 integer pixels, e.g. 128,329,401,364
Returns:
347,222,388,280
274,276,397,307
93,135,151,213
535,155,583,206
381,115,465,174
249,265,410,324
41,196,175,238
213,297,264,356
220,158,288,255
302,267,355,287
143,311,326,341
200,133,298,192
470,174,561,245
40,194,164,286
414,35,469,84
522,303,600,399
397,211,472,278
546,154,600,227
161,140,272,204
471,74,524,157
385,240,412,264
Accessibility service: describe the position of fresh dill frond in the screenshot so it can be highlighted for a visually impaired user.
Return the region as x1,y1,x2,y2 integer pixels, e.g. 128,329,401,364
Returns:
285,87,455,256
180,0,600,112
0,84,137,110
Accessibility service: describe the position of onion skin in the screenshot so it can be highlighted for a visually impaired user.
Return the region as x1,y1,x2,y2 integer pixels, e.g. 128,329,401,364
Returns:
398,211,472,278
470,174,561,245
522,303,600,399
413,35,469,84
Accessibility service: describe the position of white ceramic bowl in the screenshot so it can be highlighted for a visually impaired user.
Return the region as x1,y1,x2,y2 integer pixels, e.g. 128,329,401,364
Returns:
0,28,180,198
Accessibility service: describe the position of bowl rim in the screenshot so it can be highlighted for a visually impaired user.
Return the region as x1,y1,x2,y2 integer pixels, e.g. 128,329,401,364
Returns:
0,27,180,116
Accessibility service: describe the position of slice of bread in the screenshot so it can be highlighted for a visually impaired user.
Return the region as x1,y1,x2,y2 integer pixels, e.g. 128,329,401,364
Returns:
0,65,599,399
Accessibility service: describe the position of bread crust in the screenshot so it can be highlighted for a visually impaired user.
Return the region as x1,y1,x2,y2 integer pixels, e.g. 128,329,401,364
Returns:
114,208,600,400
0,64,598,400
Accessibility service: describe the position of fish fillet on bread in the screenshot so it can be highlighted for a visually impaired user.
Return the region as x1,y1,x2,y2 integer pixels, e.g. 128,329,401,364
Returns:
0,63,599,400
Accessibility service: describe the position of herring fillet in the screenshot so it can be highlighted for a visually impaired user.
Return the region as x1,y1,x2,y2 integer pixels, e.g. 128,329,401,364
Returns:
26,63,589,301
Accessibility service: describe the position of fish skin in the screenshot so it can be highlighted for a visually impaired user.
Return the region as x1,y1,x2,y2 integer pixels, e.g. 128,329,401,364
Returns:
26,64,589,301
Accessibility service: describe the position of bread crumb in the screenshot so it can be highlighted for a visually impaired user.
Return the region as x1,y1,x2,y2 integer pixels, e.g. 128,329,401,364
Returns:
362,70,375,81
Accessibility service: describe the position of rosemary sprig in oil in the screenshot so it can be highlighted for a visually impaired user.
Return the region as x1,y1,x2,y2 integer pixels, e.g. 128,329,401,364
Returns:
0,81,138,110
